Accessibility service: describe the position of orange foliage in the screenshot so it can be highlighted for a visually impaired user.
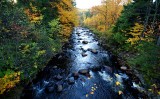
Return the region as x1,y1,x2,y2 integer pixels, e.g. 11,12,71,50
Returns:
55,0,78,41
24,3,43,24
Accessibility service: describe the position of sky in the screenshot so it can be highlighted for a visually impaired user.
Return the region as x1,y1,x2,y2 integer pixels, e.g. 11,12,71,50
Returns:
75,0,102,9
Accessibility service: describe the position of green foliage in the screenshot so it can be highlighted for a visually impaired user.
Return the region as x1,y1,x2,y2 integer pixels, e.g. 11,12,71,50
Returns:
0,0,62,94
113,32,127,45
48,19,61,38
127,41,160,84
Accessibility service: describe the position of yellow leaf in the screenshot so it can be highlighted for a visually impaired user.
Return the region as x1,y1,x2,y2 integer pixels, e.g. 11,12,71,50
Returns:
148,89,152,91
116,81,121,86
158,91,160,95
118,91,123,95
17,72,20,76
151,84,157,88
90,91,94,94
115,74,119,77
86,94,88,97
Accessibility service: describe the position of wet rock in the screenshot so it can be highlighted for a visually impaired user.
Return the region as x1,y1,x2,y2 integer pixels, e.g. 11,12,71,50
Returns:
68,77,75,84
76,32,80,35
54,53,68,64
120,66,127,70
81,49,87,52
91,66,101,71
46,86,54,93
82,41,88,44
55,75,63,80
23,86,34,93
53,66,58,69
104,66,112,73
126,70,133,75
79,69,89,75
87,48,92,51
56,84,63,92
81,53,87,57
73,72,79,78
91,49,98,54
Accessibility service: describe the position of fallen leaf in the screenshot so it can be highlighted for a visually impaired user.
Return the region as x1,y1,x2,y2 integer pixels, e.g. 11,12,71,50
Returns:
90,91,94,94
158,91,160,95
148,89,152,91
115,74,119,77
151,84,157,88
116,81,121,86
86,94,88,97
118,91,123,95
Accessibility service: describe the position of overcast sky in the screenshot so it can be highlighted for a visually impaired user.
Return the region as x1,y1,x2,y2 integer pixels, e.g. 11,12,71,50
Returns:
75,0,102,9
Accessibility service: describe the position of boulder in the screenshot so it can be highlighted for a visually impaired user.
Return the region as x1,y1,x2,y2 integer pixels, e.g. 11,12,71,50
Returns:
91,49,98,54
55,75,63,80
45,86,54,93
56,84,63,92
91,66,101,71
53,66,58,69
120,66,127,70
104,66,112,73
68,77,75,84
79,69,89,75
45,82,55,93
82,41,88,44
81,53,87,57
73,72,79,78
76,32,80,35
87,48,92,51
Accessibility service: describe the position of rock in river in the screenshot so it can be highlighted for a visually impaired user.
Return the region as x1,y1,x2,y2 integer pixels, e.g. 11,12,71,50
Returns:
45,82,55,93
104,66,112,73
55,74,63,80
120,66,127,70
53,66,58,69
56,84,63,92
82,41,88,44
91,66,102,71
46,86,54,93
91,49,98,54
68,77,75,84
73,72,79,78
79,69,89,75
81,53,87,57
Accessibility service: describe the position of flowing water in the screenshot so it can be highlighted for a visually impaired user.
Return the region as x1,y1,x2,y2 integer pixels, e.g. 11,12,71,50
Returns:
21,27,144,99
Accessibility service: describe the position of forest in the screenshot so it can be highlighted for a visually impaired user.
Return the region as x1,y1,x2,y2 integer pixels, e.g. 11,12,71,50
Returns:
0,0,78,95
0,0,160,98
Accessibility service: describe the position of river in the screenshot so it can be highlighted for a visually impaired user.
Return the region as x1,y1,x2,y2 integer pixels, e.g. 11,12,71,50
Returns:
21,27,145,99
